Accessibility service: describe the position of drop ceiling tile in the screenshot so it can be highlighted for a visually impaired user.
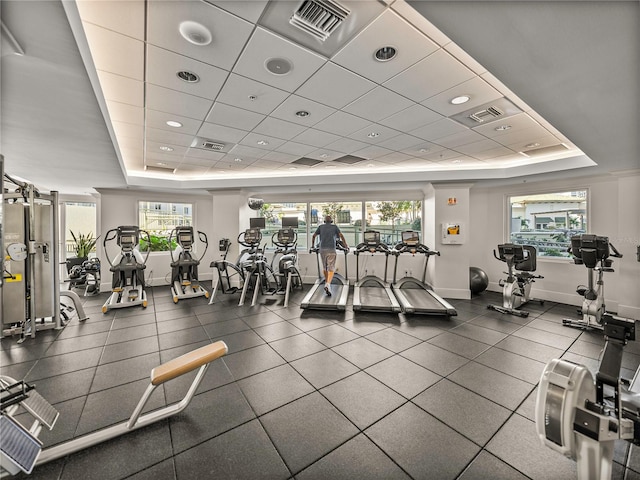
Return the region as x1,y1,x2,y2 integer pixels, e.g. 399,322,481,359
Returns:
146,84,213,120
332,10,438,84
431,130,485,149
216,73,290,115
253,117,307,140
422,149,462,162
197,122,248,144
240,132,286,150
409,118,468,141
205,103,265,131
112,121,143,140
443,42,488,76
146,140,188,156
376,152,414,164
324,137,370,155
96,70,143,107
147,1,252,71
270,95,336,127
218,155,258,167
468,146,515,161
82,23,143,80
184,148,226,162
436,157,486,167
421,76,502,117
505,135,564,152
492,127,555,148
228,144,269,159
253,159,292,169
275,141,317,157
313,111,371,136
343,86,414,122
384,49,475,103
401,142,446,158
378,104,442,132
472,112,544,138
209,1,268,23
377,134,425,151
116,135,142,150
260,151,299,164
180,155,222,167
106,101,143,125
146,45,228,100
292,129,341,148
145,127,195,147
391,1,450,47
145,151,183,165
76,0,145,39
175,164,211,174
295,62,376,110
352,145,394,160
233,27,326,93
452,139,503,156
307,149,345,161
348,123,401,145
145,109,201,135
394,157,439,169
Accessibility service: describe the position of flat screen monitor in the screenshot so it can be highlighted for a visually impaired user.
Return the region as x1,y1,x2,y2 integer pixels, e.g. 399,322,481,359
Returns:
364,230,380,244
402,231,419,246
249,217,266,229
282,216,299,228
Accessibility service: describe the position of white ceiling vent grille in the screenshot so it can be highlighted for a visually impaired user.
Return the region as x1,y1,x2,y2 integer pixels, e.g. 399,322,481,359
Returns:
191,137,225,151
519,143,570,158
144,165,176,174
469,106,504,123
290,0,350,41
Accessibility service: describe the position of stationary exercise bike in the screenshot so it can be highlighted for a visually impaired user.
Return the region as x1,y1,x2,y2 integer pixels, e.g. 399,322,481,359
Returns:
168,226,209,303
487,243,543,318
563,234,622,330
101,226,150,313
536,313,640,480
209,228,262,304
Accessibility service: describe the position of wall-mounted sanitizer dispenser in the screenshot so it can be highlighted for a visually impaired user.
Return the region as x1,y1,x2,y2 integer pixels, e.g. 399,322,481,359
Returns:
441,223,465,244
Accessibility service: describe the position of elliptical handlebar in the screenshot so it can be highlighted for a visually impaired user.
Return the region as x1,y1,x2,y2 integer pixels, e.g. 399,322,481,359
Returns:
610,242,623,259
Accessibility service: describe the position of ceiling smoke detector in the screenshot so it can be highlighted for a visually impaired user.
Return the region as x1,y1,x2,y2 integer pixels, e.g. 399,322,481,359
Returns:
289,0,350,42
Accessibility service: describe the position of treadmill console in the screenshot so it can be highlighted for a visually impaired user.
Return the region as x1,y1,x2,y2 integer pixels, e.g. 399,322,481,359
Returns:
401,231,419,247
364,230,380,247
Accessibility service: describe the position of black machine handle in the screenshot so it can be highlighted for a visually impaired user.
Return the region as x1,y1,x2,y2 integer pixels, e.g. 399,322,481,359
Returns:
609,242,622,259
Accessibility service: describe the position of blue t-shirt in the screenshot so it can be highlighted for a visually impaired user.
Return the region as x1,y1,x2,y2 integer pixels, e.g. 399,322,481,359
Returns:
315,223,341,250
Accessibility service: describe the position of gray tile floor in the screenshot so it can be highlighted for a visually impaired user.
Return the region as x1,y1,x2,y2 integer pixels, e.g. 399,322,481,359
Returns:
2,285,640,479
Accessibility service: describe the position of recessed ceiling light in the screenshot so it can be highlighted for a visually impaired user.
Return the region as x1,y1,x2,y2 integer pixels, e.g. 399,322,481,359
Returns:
159,146,174,152
179,21,212,46
367,163,375,167
289,167,297,170
495,125,511,131
295,110,310,118
320,153,329,159
177,70,200,83
234,158,242,162
419,148,430,153
367,132,380,138
374,46,397,62
450,95,470,105
166,120,182,128
265,57,292,75
257,140,269,146
525,142,541,149
156,162,168,166
248,95,257,101
451,159,463,164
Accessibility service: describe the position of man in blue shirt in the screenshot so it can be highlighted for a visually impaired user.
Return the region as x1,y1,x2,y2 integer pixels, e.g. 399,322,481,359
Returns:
312,215,348,296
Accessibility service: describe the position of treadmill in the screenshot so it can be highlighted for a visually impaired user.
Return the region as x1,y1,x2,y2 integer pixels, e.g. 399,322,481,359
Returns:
300,241,349,310
391,231,457,316
352,230,401,313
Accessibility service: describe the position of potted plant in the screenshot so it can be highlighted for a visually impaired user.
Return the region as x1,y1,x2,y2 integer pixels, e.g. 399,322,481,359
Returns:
67,231,97,271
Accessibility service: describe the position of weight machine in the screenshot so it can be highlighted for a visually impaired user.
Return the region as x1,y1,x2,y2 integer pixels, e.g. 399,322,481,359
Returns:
168,226,209,303
1,159,62,342
101,226,150,313
487,243,544,318
563,234,622,330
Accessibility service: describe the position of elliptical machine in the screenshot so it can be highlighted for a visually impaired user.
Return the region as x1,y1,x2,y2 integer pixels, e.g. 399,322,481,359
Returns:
102,226,150,313
536,313,639,480
169,226,209,303
563,234,622,330
487,243,543,318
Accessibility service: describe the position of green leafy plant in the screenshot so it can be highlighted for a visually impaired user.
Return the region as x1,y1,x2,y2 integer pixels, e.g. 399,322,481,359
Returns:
139,234,177,252
70,231,97,258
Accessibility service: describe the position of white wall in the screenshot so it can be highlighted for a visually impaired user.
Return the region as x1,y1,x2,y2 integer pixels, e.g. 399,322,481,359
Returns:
469,172,640,319
97,189,214,289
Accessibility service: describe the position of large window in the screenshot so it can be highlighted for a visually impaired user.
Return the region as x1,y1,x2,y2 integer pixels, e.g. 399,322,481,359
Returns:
365,200,422,246
138,201,193,234
509,190,587,258
64,202,97,259
258,202,308,250
310,201,363,247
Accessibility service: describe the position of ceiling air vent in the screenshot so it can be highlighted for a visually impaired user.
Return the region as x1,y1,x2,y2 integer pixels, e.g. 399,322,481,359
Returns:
191,137,225,151
289,0,350,41
292,157,323,166
144,165,176,174
469,106,504,123
333,155,367,165
519,143,570,158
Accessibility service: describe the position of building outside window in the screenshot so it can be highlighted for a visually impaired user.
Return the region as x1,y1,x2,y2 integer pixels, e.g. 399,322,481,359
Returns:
509,190,587,258
138,201,193,251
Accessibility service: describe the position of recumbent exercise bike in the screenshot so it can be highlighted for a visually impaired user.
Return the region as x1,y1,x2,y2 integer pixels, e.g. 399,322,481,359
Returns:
487,243,543,317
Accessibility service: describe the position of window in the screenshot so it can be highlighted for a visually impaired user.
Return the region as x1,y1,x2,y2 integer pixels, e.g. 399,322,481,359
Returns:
64,202,97,259
365,200,421,246
258,202,308,250
310,201,362,247
138,201,193,235
509,190,587,258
